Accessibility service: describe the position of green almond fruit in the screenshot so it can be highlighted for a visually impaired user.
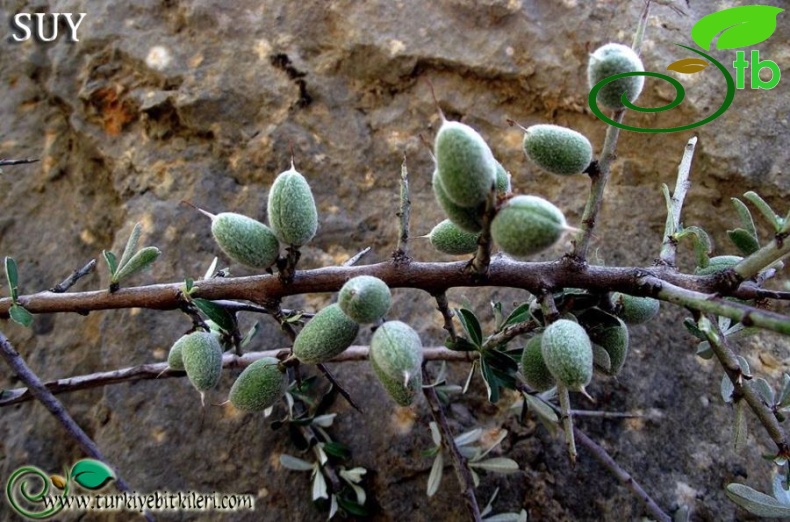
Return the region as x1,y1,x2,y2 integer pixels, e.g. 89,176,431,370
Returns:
520,334,556,391
583,316,629,376
541,319,593,392
167,335,187,371
495,161,512,194
433,169,484,233
338,275,392,324
181,331,223,397
612,292,660,325
267,165,318,247
229,357,286,413
293,303,360,364
523,124,593,176
369,321,423,406
428,219,480,255
435,121,497,208
587,43,645,110
694,255,743,276
491,195,567,258
211,212,280,269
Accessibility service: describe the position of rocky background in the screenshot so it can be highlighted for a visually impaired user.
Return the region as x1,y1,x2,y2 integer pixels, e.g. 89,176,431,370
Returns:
1,0,789,520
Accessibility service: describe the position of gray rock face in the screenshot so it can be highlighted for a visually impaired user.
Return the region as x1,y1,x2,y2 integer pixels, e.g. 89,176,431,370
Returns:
1,1,788,520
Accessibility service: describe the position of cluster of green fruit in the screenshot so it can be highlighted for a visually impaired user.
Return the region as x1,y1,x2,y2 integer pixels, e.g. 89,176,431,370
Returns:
428,42,644,258
520,291,660,394
166,275,423,410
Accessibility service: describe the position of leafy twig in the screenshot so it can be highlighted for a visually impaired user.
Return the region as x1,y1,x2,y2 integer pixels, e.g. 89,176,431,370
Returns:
659,137,697,267
0,329,156,522
422,366,482,521
0,347,474,407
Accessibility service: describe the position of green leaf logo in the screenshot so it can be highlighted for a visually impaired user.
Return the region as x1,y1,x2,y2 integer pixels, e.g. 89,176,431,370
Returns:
70,459,116,490
691,5,783,51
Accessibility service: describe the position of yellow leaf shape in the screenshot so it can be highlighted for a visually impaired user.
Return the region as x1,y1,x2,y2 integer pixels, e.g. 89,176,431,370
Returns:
667,58,710,74
50,474,67,490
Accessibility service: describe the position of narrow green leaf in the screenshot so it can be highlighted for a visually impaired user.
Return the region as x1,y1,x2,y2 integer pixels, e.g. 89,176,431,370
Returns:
329,494,338,520
4,256,19,301
463,361,476,394
184,278,194,293
675,226,712,268
726,483,790,517
523,393,559,426
70,459,116,491
322,442,351,461
731,198,757,238
112,246,161,284
502,302,532,329
691,6,784,51
445,336,479,352
102,250,118,277
492,301,504,331
427,451,443,497
429,421,441,447
481,487,500,518
279,454,314,471
661,183,673,214
737,356,752,378
336,497,369,517
312,414,337,428
745,191,783,231
118,222,142,272
696,341,714,360
728,228,760,256
683,318,707,341
778,374,790,407
480,357,499,403
592,344,612,372
9,304,33,328
193,298,237,334
240,322,260,349
456,308,483,347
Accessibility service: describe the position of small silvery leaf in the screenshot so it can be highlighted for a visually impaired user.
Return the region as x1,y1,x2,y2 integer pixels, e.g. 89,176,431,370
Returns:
279,454,314,472
118,222,142,271
458,446,480,460
102,250,118,277
779,374,790,407
112,246,161,284
328,494,338,520
315,444,328,466
203,256,218,280
773,473,790,505
470,468,480,488
454,428,483,447
339,467,367,484
754,378,776,406
312,414,337,428
240,322,260,349
483,511,528,522
481,487,500,517
721,374,735,403
427,451,443,497
734,401,748,452
463,361,476,394
312,465,328,501
468,457,520,474
726,483,790,517
348,482,366,506
696,341,713,360
4,256,19,301
430,421,442,447
737,356,752,378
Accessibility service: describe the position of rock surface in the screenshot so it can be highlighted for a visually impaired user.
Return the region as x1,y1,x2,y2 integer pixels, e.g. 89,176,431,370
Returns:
0,0,788,520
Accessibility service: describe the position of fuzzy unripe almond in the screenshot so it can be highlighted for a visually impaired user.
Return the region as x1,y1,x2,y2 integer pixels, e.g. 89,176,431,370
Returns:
211,212,280,269
338,276,392,324
428,219,480,255
433,169,484,233
523,124,593,176
588,43,645,110
584,316,629,376
495,161,512,194
267,166,318,247
541,319,593,392
167,335,187,371
181,331,223,397
612,292,660,325
491,195,567,258
293,303,360,364
229,357,286,413
521,334,556,391
369,321,423,406
435,121,497,208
